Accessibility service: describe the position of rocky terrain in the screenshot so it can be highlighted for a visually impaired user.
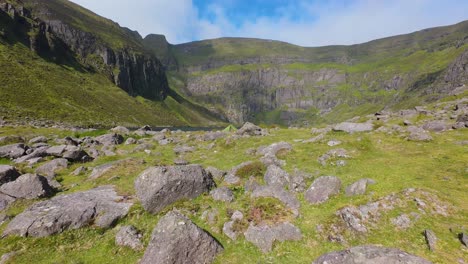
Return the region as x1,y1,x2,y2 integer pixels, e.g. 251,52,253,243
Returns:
0,97,466,263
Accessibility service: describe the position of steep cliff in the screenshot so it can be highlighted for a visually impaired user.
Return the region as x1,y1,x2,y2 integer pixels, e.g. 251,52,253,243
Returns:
169,22,468,125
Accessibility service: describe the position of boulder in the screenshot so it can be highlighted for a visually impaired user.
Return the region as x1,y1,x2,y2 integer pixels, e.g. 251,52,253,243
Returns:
210,187,234,202
0,193,15,211
135,165,215,214
0,174,53,199
236,122,264,136
110,126,130,135
0,165,20,185
424,229,437,251
125,137,136,145
13,146,48,163
257,142,292,157
333,122,373,133
312,245,432,264
115,225,143,250
459,232,468,247
407,126,433,142
264,164,290,188
3,186,132,237
62,146,91,162
140,210,223,264
422,121,448,132
345,178,376,196
244,222,302,253
35,158,68,177
94,133,124,146
45,145,67,157
202,131,226,141
72,166,86,176
88,161,118,180
305,176,341,204
0,144,26,159
173,145,195,154
28,136,47,144
205,166,226,181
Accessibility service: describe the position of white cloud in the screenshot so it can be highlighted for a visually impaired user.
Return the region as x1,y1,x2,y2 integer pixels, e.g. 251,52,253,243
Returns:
69,0,468,47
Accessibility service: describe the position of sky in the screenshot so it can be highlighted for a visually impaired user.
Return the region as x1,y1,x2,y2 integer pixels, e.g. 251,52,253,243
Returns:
69,0,468,47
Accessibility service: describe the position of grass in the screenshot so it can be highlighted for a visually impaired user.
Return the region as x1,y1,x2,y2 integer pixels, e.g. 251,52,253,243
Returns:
0,120,466,263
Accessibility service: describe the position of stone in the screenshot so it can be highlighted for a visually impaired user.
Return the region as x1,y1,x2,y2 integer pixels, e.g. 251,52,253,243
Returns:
223,221,238,240
327,140,342,146
0,165,20,185
422,121,448,132
3,186,132,237
95,133,124,146
224,161,254,185
424,229,437,251
391,214,412,229
407,126,433,142
289,171,306,192
135,165,215,214
264,164,289,188
205,166,226,181
62,146,91,162
244,222,302,253
318,149,349,166
64,136,79,146
173,145,195,154
236,122,264,136
110,126,130,135
333,122,374,133
231,210,244,221
251,185,300,216
0,174,53,199
201,208,219,225
0,193,15,211
13,146,49,163
312,245,432,264
115,225,143,250
210,187,234,202
173,158,189,165
459,232,468,247
305,176,341,204
304,133,325,143
140,210,223,264
28,136,47,144
345,178,376,196
202,131,226,141
35,158,68,177
125,137,136,145
0,144,26,159
45,145,67,157
257,142,292,157
72,166,86,176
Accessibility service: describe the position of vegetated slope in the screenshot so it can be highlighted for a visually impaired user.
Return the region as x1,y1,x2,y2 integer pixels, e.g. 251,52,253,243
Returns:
168,21,468,126
0,0,222,127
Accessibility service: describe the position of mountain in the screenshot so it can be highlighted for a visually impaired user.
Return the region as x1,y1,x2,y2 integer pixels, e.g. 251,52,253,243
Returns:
0,0,467,128
167,22,468,125
0,0,221,127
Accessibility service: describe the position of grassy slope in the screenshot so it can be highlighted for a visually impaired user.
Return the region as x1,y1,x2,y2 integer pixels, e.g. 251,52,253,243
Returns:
0,110,466,263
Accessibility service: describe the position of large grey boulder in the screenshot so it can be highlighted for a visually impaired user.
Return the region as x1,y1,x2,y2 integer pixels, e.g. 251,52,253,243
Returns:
35,158,68,177
0,144,26,159
3,186,132,237
333,122,373,133
135,165,215,214
0,174,53,199
305,176,341,204
28,136,48,144
407,126,433,142
45,145,67,157
236,122,264,136
264,164,290,188
115,225,143,250
422,121,448,132
94,133,124,146
244,223,302,253
312,245,432,264
140,210,223,264
0,165,20,185
345,178,376,196
110,126,130,135
13,146,48,163
62,146,90,162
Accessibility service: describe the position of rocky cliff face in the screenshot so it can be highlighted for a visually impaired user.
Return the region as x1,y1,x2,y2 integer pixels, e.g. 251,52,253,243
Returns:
0,1,169,100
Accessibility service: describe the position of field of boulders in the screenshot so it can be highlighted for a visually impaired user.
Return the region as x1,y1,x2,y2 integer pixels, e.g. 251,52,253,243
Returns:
0,98,467,263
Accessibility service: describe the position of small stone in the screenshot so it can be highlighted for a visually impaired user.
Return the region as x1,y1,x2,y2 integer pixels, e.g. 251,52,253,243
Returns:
459,232,468,247
424,229,437,251
210,187,234,202
115,225,143,250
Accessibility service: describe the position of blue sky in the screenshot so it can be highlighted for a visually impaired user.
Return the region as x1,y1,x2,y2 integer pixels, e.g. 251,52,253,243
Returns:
69,0,468,47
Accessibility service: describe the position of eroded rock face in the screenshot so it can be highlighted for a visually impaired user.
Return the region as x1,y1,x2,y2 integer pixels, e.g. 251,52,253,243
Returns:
244,222,302,253
305,176,341,204
135,165,215,214
312,245,432,264
3,186,132,237
140,210,223,264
